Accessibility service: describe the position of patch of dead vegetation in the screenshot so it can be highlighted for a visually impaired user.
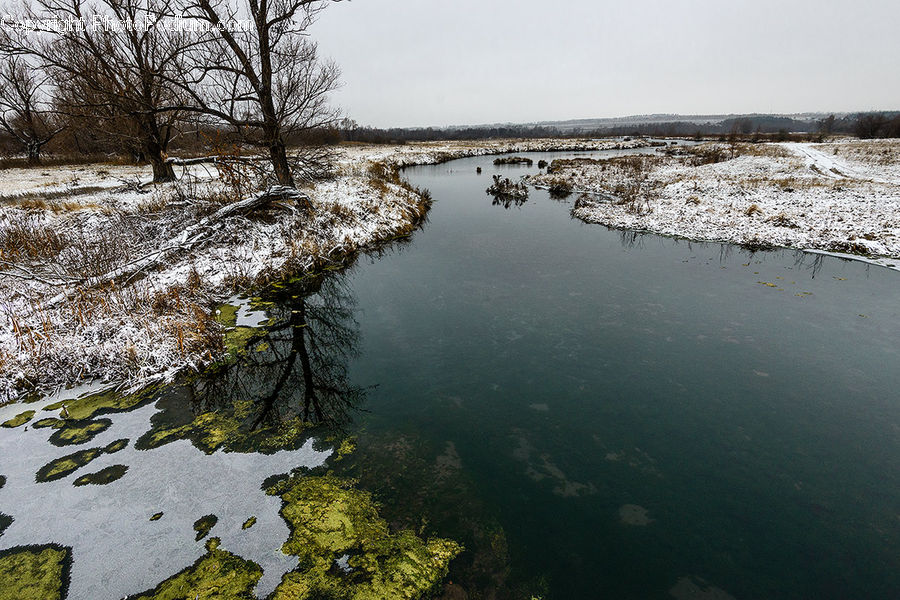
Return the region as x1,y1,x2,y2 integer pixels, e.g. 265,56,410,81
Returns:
821,139,900,167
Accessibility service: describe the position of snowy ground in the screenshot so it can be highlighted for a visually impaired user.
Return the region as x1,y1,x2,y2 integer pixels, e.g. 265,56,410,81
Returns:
335,136,655,168
529,139,900,261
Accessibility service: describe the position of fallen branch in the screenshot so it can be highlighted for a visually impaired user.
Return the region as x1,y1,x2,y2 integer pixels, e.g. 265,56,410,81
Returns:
166,156,222,166
0,260,79,286
165,156,268,166
40,186,309,308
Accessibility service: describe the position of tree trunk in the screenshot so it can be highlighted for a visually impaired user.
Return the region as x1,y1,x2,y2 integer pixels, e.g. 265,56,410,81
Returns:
26,141,41,165
269,140,295,188
139,114,176,183
295,299,324,422
148,146,176,183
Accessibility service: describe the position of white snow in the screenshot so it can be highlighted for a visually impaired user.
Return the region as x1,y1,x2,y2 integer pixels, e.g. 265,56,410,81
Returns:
530,140,900,260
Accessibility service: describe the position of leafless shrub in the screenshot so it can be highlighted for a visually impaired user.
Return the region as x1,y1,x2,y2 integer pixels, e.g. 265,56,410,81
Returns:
486,175,529,208
609,156,658,214
545,178,573,199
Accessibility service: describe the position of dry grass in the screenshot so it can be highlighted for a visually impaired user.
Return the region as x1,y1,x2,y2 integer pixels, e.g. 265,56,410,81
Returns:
744,203,763,217
821,140,900,167
545,178,573,198
367,160,432,205
0,214,68,261
0,154,131,170
733,143,793,159
767,213,800,229
166,302,224,359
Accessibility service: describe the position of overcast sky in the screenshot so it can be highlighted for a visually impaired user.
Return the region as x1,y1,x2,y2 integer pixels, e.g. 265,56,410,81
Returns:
310,0,900,128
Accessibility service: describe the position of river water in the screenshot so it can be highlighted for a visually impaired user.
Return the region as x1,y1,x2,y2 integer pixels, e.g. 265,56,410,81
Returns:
343,150,900,599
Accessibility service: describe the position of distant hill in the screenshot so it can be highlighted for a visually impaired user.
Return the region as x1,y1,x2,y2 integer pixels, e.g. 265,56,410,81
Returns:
527,113,844,132
339,111,900,143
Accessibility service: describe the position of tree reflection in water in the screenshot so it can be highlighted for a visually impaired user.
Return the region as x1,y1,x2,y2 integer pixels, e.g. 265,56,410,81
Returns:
491,195,528,209
177,272,366,443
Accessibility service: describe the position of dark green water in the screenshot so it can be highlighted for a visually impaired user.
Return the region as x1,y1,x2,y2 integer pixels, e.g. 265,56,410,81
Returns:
339,152,900,599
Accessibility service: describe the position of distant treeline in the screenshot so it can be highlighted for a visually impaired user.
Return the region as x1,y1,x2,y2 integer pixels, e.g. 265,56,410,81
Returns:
338,112,900,144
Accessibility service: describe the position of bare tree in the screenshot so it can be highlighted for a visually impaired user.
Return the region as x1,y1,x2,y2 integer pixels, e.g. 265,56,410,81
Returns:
3,0,193,182
0,56,63,164
175,0,342,188
854,113,887,140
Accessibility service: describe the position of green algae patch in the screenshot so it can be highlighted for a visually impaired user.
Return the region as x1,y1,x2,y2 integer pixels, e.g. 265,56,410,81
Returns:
212,299,273,356
138,402,310,455
43,385,157,421
132,538,262,600
0,545,71,600
48,419,112,447
215,304,239,328
224,326,261,357
268,474,462,600
2,410,35,428
105,438,129,454
336,431,516,598
242,517,256,530
35,447,104,483
32,418,65,430
194,515,218,541
73,464,128,487
138,410,243,454
150,512,164,522
335,436,357,461
213,300,271,359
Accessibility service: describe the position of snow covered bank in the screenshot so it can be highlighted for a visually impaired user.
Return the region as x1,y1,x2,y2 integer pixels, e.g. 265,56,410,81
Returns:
0,146,442,403
529,140,900,259
337,137,657,169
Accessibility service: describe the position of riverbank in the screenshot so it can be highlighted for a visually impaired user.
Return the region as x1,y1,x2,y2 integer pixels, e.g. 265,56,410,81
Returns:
528,139,900,260
0,137,666,402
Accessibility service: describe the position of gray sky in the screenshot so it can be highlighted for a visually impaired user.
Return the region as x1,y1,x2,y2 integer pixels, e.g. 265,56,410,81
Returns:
310,0,900,128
